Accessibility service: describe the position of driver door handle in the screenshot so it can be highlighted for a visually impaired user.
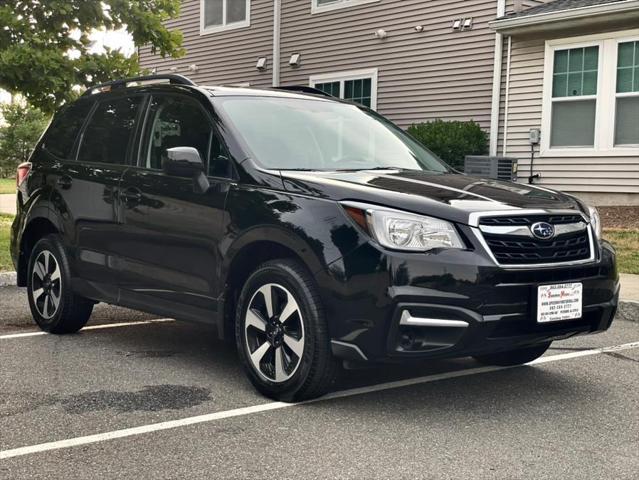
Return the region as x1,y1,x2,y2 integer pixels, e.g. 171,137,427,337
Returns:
119,187,142,206
56,175,73,190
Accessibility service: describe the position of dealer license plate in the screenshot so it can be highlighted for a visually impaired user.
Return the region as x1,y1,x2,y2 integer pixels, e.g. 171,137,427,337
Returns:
537,283,583,323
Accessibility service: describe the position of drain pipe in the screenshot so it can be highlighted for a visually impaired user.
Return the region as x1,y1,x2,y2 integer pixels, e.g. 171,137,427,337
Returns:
272,0,281,87
489,0,506,156
502,35,512,157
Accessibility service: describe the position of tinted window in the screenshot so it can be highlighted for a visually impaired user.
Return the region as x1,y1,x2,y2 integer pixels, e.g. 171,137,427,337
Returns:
216,96,448,173
77,96,143,165
143,95,230,177
41,100,94,159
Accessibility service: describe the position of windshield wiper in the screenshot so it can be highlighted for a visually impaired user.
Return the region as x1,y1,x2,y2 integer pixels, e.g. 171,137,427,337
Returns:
334,166,405,172
279,168,318,171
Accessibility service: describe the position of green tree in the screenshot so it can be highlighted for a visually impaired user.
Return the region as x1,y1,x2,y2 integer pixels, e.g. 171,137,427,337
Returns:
407,120,488,170
0,102,50,177
0,1,184,114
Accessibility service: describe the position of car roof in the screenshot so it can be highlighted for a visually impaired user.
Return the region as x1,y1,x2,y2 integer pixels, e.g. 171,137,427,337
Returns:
203,85,337,102
78,80,370,114
79,74,354,106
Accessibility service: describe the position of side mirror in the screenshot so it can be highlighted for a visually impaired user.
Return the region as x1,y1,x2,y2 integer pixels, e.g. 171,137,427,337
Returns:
164,147,204,177
164,147,210,193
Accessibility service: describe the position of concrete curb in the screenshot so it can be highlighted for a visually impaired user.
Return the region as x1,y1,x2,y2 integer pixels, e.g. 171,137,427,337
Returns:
617,300,639,323
0,271,17,287
0,270,637,322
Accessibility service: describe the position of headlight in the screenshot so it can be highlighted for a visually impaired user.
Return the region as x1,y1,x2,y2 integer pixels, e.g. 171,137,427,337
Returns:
588,206,602,239
342,203,464,252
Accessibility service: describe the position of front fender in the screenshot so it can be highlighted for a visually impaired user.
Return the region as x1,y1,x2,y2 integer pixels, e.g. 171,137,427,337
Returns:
222,186,369,283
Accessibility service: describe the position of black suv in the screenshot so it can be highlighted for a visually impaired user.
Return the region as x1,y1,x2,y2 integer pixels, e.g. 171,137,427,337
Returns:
11,75,619,401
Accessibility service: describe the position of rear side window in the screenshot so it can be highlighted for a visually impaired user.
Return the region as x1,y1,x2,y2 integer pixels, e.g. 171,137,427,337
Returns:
143,95,231,177
41,100,94,160
77,96,143,165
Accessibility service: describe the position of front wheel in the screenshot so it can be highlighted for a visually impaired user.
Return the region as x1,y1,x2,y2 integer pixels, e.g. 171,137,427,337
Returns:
235,259,339,402
473,342,551,367
27,235,94,334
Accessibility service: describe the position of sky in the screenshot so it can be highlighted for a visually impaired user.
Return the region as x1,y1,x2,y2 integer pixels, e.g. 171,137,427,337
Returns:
87,27,135,57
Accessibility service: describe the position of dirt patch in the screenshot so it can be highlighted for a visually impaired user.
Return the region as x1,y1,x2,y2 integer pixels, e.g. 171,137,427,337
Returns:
599,207,639,230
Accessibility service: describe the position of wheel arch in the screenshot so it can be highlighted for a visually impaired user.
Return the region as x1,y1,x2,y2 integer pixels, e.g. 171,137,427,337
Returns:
220,227,326,341
17,213,61,287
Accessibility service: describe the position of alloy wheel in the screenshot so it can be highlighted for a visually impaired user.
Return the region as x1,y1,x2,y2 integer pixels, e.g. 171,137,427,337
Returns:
244,283,305,383
31,250,62,320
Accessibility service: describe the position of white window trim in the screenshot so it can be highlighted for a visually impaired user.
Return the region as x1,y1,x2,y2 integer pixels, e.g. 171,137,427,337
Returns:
611,35,639,149
541,29,639,157
311,0,380,15
200,0,250,36
309,68,379,110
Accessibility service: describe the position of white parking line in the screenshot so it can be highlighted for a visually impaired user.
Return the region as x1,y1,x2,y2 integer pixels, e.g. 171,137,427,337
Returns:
1,340,637,461
0,319,175,340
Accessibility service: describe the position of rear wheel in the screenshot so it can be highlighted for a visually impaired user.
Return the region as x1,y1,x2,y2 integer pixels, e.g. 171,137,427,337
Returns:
473,342,551,367
235,259,339,402
27,235,94,334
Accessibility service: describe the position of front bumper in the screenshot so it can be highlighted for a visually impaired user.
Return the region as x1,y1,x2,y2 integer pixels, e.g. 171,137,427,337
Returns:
321,234,619,363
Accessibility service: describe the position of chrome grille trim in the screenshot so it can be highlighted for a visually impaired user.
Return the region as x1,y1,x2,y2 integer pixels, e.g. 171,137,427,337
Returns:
468,209,588,228
469,209,596,269
479,221,588,238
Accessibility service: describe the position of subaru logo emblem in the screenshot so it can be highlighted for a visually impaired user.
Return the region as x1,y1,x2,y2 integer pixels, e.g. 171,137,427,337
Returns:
531,222,555,240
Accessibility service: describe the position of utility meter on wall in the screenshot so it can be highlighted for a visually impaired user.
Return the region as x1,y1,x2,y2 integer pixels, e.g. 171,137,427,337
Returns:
527,128,541,184
529,128,541,145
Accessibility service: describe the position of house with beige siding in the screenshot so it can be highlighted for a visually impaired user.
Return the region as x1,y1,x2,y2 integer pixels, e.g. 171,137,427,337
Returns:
491,0,639,206
139,0,639,205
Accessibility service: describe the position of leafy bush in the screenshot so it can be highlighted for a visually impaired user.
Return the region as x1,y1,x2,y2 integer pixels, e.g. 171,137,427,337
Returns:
407,120,488,170
0,102,49,178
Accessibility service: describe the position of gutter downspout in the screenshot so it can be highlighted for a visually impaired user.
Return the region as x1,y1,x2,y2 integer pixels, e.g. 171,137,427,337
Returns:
489,0,506,156
502,35,512,156
272,0,282,87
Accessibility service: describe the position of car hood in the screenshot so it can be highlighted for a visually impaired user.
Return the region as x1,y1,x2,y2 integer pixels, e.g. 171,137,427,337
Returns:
280,169,587,226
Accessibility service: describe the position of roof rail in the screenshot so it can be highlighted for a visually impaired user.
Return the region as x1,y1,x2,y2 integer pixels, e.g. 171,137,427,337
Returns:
272,85,333,97
82,74,196,96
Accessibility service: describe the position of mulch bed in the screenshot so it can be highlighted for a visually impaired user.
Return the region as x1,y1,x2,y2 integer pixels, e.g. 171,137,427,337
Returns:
599,206,639,230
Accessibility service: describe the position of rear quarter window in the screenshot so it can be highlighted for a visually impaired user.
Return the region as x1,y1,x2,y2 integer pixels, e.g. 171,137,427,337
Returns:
77,95,144,165
41,100,94,160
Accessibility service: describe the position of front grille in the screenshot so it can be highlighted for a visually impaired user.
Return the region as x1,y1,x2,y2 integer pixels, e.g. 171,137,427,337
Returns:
480,214,583,226
479,214,592,266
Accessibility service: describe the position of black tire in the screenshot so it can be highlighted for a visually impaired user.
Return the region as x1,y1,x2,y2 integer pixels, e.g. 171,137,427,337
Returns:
235,259,339,402
27,234,94,334
473,342,551,367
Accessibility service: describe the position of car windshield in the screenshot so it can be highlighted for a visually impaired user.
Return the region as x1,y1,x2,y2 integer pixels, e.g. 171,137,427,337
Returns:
215,96,450,173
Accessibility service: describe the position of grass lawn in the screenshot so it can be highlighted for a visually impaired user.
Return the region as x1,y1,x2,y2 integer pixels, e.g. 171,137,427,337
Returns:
604,229,639,275
0,214,14,272
0,178,15,195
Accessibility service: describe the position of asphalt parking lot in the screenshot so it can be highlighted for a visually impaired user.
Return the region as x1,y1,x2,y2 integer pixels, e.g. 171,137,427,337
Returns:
1,284,638,479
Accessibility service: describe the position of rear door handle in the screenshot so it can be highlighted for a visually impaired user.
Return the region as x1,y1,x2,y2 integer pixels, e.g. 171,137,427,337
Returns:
56,175,73,190
120,187,142,206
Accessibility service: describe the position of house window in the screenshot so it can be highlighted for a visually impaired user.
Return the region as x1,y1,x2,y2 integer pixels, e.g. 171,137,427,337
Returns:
310,69,378,109
550,46,599,147
312,0,380,15
615,41,639,145
201,0,250,34
542,30,639,156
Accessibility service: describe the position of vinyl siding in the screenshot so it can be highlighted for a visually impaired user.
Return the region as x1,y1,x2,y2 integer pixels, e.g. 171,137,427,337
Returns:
497,36,639,195
279,0,501,129
138,0,274,87
140,1,504,129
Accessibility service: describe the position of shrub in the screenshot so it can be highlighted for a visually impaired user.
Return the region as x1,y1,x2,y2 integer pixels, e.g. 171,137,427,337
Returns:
407,120,488,171
0,102,49,177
